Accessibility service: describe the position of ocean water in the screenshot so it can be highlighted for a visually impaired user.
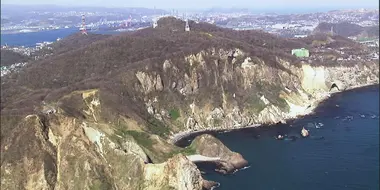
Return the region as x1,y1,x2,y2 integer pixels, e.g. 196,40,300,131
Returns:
191,86,379,190
0,28,121,47
1,28,79,47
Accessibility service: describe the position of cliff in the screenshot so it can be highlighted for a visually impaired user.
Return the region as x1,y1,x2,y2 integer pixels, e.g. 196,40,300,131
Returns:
1,17,379,189
1,107,203,190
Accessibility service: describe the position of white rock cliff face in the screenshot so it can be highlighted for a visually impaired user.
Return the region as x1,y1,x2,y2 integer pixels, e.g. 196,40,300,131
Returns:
1,90,205,190
143,154,203,190
135,48,379,136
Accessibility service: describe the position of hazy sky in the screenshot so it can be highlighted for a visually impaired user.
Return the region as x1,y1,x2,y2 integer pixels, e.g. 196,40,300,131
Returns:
2,0,379,10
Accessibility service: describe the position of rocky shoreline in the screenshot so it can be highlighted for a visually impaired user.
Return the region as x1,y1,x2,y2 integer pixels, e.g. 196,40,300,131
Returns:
181,83,378,190
169,82,379,146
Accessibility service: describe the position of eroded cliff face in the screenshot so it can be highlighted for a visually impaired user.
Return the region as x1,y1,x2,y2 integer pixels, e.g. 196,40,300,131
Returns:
135,48,379,136
143,154,203,190
0,90,204,190
1,45,378,190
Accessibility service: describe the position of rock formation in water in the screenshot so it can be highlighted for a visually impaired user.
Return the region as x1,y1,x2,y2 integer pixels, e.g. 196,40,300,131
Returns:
191,134,248,174
301,127,309,137
1,17,379,189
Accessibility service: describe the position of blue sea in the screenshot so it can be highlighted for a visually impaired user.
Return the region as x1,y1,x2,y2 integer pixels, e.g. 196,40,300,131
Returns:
184,85,379,190
0,28,121,47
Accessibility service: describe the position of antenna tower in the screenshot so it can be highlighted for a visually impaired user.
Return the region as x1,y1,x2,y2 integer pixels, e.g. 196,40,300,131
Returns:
127,15,132,27
153,18,158,28
185,14,190,32
81,14,87,35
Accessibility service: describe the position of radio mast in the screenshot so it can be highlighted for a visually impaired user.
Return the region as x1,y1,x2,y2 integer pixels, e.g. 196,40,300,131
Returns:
80,14,87,35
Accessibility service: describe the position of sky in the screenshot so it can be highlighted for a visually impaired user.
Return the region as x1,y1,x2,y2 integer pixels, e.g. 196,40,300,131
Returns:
1,0,379,10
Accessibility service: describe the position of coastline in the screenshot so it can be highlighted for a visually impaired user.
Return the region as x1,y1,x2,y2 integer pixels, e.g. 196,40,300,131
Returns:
169,82,379,145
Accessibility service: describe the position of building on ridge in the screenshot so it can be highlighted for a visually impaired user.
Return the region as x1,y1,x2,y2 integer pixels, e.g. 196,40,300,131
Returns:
291,48,310,58
185,19,190,32
153,19,158,28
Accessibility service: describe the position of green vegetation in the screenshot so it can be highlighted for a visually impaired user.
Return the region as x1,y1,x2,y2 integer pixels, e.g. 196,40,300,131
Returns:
167,143,197,158
115,129,154,149
89,179,112,190
181,145,197,155
245,95,266,114
254,81,290,112
276,97,290,112
147,117,170,137
213,118,223,126
169,108,180,120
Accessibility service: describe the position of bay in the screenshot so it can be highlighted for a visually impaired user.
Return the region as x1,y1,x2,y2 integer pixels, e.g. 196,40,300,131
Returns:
194,85,379,190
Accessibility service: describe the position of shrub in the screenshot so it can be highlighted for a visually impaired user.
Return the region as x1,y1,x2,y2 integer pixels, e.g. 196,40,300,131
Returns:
169,108,180,120
116,129,154,149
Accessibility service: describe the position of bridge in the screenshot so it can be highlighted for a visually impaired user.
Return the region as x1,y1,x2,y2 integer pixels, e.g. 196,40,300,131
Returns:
186,155,222,163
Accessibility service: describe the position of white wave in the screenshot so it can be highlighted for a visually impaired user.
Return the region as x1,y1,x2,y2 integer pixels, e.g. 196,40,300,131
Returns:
210,182,221,190
342,116,354,122
315,122,323,128
232,165,251,174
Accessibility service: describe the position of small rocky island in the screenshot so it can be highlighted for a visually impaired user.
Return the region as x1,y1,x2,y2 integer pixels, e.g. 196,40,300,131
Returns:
301,127,310,137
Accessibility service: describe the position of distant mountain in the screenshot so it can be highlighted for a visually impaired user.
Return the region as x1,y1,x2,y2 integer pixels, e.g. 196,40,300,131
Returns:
1,4,168,17
357,25,380,39
204,7,252,13
313,22,379,38
298,33,360,49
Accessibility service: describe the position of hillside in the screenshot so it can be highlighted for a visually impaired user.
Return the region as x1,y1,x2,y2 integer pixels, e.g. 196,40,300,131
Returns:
52,32,111,53
357,25,380,39
298,33,362,49
0,49,30,66
35,32,112,56
313,22,379,38
1,17,378,190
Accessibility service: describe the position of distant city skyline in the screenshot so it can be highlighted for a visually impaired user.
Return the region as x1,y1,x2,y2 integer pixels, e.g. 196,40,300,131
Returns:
1,0,379,11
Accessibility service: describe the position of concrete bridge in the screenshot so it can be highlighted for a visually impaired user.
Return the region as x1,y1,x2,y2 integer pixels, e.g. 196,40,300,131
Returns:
186,155,221,163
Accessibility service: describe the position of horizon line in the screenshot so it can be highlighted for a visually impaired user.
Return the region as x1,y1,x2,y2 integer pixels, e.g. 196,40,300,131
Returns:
1,3,379,11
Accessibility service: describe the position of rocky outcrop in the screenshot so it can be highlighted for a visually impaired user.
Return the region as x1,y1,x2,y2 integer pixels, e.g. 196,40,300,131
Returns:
143,154,203,190
202,180,219,190
301,127,309,137
191,134,248,174
139,48,378,139
136,71,164,94
0,91,205,190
